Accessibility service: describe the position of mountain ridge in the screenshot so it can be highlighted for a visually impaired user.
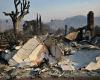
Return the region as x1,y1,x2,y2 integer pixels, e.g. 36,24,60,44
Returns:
48,15,100,30
0,15,100,32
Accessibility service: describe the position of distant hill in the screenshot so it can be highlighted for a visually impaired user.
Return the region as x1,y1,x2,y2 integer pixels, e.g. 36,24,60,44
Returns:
48,15,100,30
64,15,87,28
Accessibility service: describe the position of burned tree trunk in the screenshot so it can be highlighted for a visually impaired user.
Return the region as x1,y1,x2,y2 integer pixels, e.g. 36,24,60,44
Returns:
3,0,30,40
13,20,21,38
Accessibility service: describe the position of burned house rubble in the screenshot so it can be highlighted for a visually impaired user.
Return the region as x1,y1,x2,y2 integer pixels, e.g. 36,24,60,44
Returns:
0,11,100,79
0,34,100,79
65,11,100,46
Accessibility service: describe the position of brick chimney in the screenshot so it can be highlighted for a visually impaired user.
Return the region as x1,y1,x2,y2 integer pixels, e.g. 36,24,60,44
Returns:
87,11,95,37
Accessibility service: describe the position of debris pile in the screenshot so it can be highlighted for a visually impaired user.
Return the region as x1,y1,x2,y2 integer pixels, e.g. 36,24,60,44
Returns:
0,35,100,79
8,36,49,67
86,56,100,70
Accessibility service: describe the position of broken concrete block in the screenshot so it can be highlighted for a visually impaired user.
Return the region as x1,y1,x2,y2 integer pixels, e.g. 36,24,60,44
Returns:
60,65,75,71
85,62,97,70
96,56,100,61
97,60,100,68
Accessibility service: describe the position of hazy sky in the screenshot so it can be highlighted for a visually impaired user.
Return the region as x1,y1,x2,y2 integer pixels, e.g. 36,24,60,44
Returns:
0,0,100,22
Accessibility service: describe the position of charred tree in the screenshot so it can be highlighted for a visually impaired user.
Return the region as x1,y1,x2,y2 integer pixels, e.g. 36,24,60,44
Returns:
3,0,30,39
39,15,42,32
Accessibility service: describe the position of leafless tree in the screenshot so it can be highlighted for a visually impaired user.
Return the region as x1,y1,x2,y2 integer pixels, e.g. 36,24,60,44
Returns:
3,0,30,39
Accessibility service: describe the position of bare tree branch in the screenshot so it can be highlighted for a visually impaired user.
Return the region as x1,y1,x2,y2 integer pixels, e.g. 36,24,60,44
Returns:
20,0,30,17
3,0,30,39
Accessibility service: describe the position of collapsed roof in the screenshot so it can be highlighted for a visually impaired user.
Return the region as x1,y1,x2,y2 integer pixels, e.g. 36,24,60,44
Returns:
9,36,49,66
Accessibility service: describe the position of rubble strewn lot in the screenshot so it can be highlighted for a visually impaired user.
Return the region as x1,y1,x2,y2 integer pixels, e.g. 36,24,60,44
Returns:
0,35,100,80
0,63,100,80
